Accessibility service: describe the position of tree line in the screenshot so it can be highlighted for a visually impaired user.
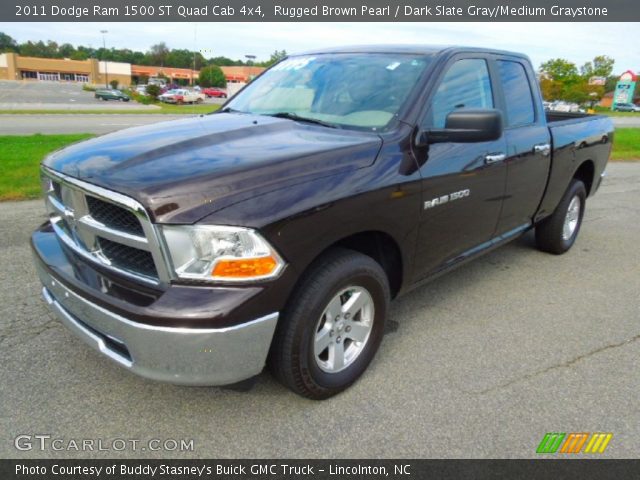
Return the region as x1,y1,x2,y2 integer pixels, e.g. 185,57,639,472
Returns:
0,32,286,69
538,55,635,104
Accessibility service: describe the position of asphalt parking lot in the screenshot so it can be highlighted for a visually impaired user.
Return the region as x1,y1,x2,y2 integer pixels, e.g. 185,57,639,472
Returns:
0,80,224,111
0,114,188,135
0,162,638,459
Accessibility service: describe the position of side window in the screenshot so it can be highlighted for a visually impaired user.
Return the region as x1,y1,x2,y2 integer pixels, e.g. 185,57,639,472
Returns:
498,60,536,127
428,59,493,128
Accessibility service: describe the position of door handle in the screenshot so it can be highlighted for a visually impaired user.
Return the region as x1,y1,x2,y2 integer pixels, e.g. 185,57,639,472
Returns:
533,143,551,156
484,153,506,165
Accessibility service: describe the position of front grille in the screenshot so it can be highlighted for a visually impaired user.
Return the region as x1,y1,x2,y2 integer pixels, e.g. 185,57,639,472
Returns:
87,195,144,236
98,237,158,278
42,169,167,285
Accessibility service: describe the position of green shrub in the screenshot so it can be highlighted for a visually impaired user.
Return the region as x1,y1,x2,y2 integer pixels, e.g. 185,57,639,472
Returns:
145,84,161,100
109,79,119,90
198,65,227,88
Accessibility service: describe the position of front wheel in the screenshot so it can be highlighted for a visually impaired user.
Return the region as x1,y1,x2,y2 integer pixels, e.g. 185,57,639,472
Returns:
535,179,586,254
269,248,390,399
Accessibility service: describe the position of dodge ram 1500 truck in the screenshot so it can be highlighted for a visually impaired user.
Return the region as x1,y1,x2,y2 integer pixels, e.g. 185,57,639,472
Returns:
32,46,613,399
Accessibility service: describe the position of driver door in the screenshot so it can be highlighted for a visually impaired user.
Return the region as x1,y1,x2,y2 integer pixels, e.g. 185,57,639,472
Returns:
413,56,508,280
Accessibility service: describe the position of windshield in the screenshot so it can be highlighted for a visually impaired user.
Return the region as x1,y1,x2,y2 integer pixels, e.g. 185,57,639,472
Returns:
225,53,431,130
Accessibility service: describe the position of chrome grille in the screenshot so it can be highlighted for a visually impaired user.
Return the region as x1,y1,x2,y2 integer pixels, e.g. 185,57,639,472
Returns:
87,196,144,236
98,237,158,278
42,167,170,286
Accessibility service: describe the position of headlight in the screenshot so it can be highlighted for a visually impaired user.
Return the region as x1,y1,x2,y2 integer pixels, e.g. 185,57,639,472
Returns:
160,225,284,282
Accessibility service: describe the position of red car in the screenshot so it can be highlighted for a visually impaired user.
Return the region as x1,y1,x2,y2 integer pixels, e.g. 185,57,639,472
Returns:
202,87,228,98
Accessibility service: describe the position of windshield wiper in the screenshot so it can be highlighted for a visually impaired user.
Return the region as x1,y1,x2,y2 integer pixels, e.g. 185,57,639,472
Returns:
266,112,341,129
218,107,246,114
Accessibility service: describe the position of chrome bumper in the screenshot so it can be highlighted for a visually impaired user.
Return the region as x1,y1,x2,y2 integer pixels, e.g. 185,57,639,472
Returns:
36,262,278,386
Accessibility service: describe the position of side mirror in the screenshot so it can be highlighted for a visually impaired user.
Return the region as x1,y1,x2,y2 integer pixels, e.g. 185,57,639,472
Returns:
416,109,503,146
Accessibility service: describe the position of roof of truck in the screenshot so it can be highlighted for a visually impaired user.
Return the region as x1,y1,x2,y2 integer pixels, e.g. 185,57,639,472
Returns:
296,45,529,59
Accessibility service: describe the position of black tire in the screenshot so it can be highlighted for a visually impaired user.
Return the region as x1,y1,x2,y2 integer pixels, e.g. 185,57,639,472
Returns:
535,179,586,254
269,248,390,400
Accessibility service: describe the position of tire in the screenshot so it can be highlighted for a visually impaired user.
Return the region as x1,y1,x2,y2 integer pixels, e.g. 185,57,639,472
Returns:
196,98,203,104
535,179,586,254
269,248,390,399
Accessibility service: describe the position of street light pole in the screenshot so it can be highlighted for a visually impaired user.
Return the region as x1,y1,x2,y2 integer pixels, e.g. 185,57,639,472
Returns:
100,30,108,88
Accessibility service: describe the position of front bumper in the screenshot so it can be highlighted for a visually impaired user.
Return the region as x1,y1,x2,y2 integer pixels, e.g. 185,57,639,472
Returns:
33,232,279,386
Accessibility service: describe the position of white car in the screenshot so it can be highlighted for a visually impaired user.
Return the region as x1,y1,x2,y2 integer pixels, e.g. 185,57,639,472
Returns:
158,89,205,104
135,85,148,95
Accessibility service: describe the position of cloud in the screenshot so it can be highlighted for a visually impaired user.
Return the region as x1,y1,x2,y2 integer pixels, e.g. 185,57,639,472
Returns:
1,22,638,71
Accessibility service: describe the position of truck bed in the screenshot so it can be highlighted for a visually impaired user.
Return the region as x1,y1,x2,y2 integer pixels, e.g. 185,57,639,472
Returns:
546,111,606,125
536,113,614,220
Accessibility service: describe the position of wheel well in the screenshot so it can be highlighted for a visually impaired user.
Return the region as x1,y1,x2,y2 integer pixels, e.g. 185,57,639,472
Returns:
574,160,595,195
325,231,403,298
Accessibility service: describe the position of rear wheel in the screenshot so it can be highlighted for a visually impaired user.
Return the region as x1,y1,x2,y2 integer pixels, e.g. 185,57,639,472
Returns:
269,248,389,399
535,179,586,254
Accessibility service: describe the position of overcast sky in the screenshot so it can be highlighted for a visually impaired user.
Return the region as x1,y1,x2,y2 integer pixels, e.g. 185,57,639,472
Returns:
1,22,638,72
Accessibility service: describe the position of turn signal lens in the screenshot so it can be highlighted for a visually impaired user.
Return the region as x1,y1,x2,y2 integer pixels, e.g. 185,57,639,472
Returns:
212,255,278,278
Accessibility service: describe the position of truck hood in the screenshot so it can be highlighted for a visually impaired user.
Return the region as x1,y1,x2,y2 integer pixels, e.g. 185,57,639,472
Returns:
43,113,382,223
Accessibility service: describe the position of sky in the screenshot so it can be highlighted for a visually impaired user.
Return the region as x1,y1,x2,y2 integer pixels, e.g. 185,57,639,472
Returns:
1,22,638,72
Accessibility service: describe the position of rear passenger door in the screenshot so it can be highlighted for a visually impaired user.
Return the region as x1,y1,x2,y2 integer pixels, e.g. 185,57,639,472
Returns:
493,58,552,235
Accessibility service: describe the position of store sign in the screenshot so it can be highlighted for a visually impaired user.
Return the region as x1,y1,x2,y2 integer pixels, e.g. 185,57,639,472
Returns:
613,70,637,108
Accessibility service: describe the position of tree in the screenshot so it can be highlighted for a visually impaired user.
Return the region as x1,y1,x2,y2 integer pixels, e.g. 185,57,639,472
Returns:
562,82,603,104
580,55,615,79
260,49,287,67
109,79,119,90
539,58,579,83
59,43,76,58
149,42,169,66
0,32,17,52
145,84,161,100
198,65,227,88
539,78,563,101
208,56,238,66
70,50,89,61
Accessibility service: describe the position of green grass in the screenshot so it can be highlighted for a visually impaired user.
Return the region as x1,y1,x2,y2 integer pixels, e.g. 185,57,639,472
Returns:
0,103,220,115
592,106,640,117
0,134,94,200
611,128,640,160
0,128,637,201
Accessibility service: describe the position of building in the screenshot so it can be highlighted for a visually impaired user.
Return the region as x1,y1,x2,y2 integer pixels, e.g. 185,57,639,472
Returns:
130,64,199,85
0,52,265,88
0,52,131,86
220,66,265,83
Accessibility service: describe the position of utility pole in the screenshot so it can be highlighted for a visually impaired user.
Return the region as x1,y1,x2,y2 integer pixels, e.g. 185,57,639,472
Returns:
100,30,108,88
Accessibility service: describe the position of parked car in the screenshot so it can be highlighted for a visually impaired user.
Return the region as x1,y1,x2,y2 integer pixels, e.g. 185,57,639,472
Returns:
202,87,228,98
94,89,130,102
135,85,148,95
613,102,640,112
33,46,613,399
148,77,166,87
549,101,580,113
158,89,205,104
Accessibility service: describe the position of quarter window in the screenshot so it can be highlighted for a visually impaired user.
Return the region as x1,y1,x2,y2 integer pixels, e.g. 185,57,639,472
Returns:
428,59,494,128
498,60,536,127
